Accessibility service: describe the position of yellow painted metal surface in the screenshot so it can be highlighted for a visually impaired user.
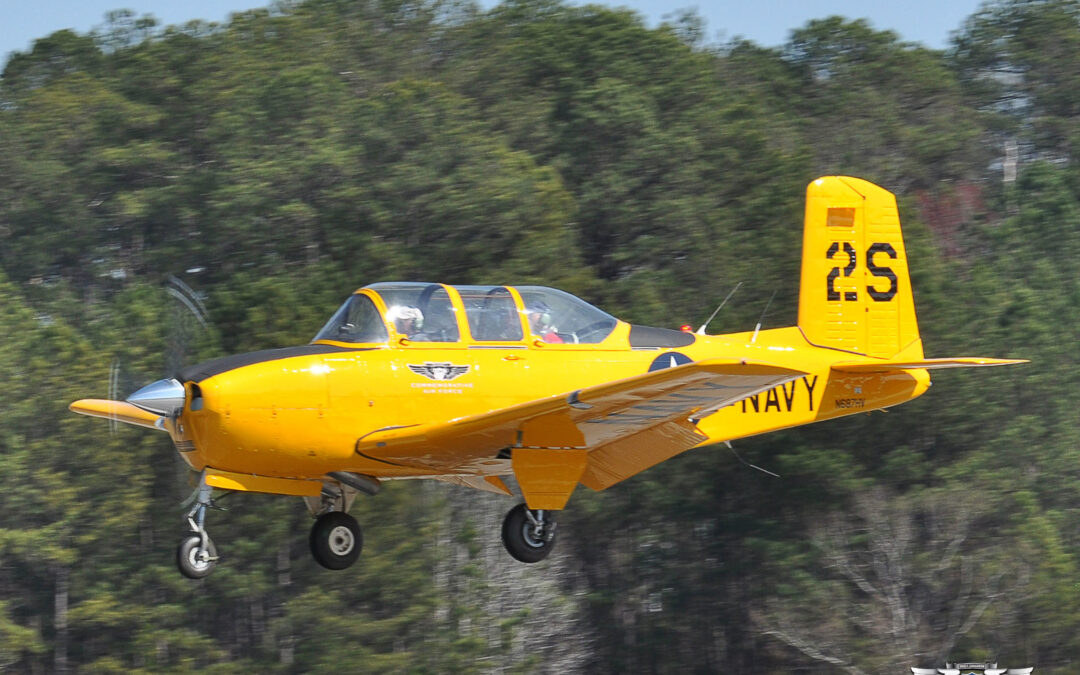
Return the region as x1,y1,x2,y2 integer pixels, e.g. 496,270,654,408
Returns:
520,412,586,448
512,448,588,510
693,361,932,446
204,468,323,497
798,176,920,358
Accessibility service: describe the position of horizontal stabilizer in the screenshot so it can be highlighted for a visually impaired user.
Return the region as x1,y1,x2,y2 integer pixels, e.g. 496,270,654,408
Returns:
69,399,167,431
832,357,1028,373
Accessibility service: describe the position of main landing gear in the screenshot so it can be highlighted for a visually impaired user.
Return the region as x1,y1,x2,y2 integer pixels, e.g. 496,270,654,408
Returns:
309,511,362,570
305,476,366,571
501,503,558,563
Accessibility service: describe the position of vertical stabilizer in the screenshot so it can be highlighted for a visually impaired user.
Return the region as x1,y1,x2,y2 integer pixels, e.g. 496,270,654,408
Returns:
797,176,922,359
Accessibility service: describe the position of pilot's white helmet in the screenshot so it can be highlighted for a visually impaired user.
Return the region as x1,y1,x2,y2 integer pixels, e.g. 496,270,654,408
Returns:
387,305,424,326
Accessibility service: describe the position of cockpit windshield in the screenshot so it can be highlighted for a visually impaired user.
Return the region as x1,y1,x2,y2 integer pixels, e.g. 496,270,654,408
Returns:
456,286,524,341
313,283,618,346
312,294,388,344
516,286,617,344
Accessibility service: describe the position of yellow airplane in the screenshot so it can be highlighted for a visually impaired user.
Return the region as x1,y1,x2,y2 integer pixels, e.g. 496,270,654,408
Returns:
70,176,1025,578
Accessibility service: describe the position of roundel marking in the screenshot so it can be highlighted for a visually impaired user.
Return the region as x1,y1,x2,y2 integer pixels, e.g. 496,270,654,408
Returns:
648,352,693,372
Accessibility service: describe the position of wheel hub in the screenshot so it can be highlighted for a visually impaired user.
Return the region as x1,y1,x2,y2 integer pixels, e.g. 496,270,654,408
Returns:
328,525,356,556
187,547,211,570
521,522,548,548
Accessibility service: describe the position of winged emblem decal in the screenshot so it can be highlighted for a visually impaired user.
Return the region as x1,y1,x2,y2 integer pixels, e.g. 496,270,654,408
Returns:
407,362,470,381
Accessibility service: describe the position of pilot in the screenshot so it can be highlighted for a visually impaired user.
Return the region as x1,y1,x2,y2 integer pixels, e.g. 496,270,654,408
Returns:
387,305,425,339
527,301,563,344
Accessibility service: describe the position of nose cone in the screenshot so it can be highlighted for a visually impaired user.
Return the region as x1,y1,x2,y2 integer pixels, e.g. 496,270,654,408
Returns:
127,378,186,416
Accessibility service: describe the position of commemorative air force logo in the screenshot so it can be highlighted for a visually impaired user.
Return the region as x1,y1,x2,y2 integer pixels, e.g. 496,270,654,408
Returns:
408,362,470,381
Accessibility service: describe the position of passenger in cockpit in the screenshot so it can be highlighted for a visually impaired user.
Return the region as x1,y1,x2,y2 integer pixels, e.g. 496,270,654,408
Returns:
527,301,563,344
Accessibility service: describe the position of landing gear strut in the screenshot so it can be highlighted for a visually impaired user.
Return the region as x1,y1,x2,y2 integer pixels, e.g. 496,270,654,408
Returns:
501,503,558,563
176,474,220,579
305,481,365,571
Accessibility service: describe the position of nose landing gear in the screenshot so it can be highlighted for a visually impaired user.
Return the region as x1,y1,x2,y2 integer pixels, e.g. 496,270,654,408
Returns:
501,503,558,563
177,533,218,579
176,475,220,579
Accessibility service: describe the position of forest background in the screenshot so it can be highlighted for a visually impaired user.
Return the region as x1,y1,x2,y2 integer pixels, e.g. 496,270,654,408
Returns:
0,0,1076,672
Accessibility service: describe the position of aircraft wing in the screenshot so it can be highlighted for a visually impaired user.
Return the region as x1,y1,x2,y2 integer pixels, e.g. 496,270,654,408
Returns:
356,359,805,491
69,399,168,431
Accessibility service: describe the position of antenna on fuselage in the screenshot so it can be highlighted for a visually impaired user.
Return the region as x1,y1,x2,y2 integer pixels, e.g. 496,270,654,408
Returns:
696,281,743,335
725,441,780,478
750,289,778,344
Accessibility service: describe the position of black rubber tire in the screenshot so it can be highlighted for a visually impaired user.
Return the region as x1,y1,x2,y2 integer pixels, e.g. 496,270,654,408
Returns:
501,503,557,563
309,512,363,570
177,533,218,579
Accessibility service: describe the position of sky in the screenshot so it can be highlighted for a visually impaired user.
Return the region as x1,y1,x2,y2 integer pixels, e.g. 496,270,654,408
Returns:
1,0,988,65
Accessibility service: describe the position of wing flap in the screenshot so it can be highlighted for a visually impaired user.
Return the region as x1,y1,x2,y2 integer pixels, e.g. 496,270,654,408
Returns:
832,357,1028,373
579,417,706,491
69,398,167,432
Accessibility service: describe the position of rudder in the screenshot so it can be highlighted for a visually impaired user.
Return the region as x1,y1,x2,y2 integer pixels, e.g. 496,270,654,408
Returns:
797,176,922,359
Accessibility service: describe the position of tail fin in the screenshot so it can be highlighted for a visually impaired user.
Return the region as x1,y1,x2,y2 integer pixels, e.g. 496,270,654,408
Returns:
797,176,922,359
